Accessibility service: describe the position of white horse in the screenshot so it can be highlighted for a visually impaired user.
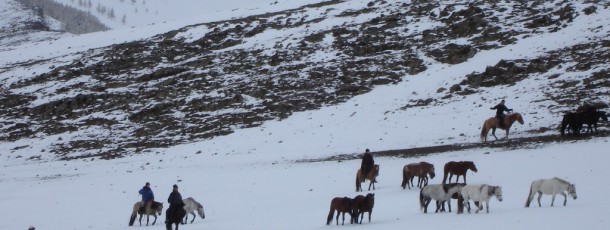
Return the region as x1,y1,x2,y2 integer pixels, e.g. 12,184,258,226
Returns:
461,184,503,213
182,197,205,224
419,183,464,213
525,177,577,207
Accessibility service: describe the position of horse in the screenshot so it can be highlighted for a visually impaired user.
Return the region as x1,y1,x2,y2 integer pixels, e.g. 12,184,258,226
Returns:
129,201,163,226
326,197,354,225
356,164,379,192
401,162,435,190
460,184,503,213
166,205,187,230
419,183,464,213
560,112,582,136
182,197,205,224
442,161,477,184
352,193,375,224
480,112,524,142
525,177,577,207
582,111,608,134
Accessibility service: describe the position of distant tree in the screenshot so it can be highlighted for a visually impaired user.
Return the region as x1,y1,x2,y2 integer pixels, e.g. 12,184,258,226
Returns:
121,14,127,24
108,8,115,19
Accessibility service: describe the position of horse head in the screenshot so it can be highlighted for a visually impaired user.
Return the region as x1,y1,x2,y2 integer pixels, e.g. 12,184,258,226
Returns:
513,113,524,125
468,162,478,172
494,186,503,202
156,203,163,215
568,184,577,200
197,205,206,219
366,193,375,208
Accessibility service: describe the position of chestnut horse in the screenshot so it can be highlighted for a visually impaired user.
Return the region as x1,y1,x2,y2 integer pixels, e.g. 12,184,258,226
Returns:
401,162,435,189
480,112,524,142
442,161,477,184
352,193,375,224
356,164,379,192
326,197,354,225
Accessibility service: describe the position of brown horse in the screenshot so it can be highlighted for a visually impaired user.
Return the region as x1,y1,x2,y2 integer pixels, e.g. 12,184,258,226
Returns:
401,162,435,189
356,164,379,192
480,112,524,142
442,161,477,184
129,201,163,226
326,197,354,225
352,193,375,224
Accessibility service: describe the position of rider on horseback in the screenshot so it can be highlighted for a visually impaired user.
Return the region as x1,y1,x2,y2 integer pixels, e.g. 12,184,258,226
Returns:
361,149,375,182
490,100,512,128
166,184,185,223
138,182,155,213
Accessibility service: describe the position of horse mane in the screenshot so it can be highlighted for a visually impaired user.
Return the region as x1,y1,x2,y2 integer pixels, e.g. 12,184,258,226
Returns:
553,177,570,185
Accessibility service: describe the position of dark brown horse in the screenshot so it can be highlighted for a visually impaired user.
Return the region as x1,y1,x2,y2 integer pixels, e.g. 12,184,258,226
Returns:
352,193,375,224
401,162,435,189
165,205,187,230
326,197,354,225
480,112,524,142
442,161,477,184
356,164,379,192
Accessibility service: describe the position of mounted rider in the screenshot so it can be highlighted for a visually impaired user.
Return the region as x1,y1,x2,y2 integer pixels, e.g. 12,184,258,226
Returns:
139,182,155,213
490,100,512,128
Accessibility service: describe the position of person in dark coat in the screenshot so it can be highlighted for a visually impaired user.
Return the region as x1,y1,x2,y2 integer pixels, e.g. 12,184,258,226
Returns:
138,182,154,212
166,184,185,223
490,100,512,128
360,149,374,181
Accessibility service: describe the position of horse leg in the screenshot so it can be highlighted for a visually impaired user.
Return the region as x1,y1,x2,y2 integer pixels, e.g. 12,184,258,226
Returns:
190,212,196,224
504,129,510,140
551,193,556,207
486,200,490,213
537,192,543,207
463,173,467,184
152,215,157,225
139,214,143,226
491,128,498,140
562,192,567,206
448,200,452,213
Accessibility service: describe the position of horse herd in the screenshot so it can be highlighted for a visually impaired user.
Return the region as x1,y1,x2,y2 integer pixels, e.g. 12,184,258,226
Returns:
129,197,205,230
327,160,578,225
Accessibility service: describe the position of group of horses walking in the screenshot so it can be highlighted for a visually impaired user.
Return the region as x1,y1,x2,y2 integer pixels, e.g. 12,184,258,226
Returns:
129,197,205,230
326,193,375,225
404,161,577,214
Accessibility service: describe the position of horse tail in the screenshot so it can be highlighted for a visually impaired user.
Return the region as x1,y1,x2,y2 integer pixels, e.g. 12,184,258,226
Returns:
525,182,534,207
419,188,425,210
401,166,408,189
326,207,335,225
129,203,139,226
356,170,361,192
480,121,488,142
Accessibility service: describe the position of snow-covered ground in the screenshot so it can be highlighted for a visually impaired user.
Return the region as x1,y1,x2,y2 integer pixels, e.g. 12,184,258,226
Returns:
1,0,609,229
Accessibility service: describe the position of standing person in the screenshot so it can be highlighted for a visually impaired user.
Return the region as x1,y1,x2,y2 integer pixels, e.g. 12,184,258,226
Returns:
360,148,374,181
138,182,154,213
166,184,185,223
490,100,512,128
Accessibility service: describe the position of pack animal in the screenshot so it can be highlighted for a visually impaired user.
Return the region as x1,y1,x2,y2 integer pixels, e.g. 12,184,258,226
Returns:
401,162,435,189
419,183,464,213
442,161,477,184
461,184,503,213
480,112,524,142
356,164,379,192
352,193,375,224
129,201,163,226
326,197,354,225
182,197,205,224
525,177,577,207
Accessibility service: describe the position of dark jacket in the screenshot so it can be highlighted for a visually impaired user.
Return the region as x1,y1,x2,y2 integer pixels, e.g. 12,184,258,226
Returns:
361,152,374,176
491,103,512,117
168,190,184,207
139,186,154,202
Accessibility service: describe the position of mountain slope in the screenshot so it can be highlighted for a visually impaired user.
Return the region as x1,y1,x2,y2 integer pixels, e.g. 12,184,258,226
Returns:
0,0,609,162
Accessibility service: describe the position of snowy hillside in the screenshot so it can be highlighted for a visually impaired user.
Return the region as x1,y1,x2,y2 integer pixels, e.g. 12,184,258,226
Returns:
0,0,610,229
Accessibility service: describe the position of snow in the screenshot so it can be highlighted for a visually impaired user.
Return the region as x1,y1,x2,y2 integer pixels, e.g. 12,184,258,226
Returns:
1,0,609,230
